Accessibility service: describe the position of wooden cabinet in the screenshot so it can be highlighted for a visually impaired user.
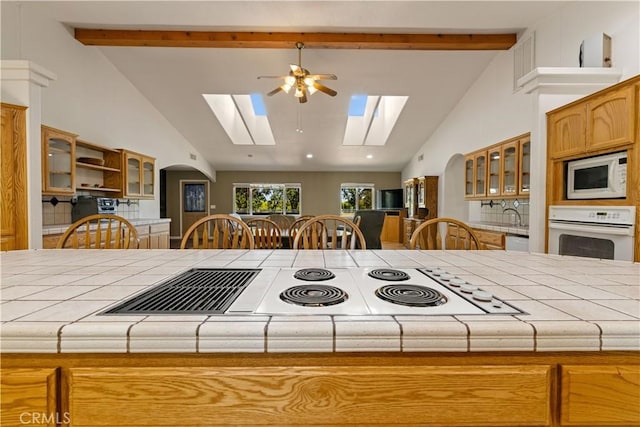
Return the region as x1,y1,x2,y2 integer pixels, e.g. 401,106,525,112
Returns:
41,126,76,195
465,133,530,199
122,150,155,198
560,365,640,426
519,136,531,195
1,368,58,427
548,82,637,160
403,217,424,248
416,176,438,220
137,222,170,249
473,228,506,250
75,139,122,195
380,214,399,243
1,103,28,251
403,178,417,217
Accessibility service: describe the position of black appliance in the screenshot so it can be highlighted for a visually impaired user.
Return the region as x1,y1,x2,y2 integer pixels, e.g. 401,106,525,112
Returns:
376,188,403,209
72,196,117,222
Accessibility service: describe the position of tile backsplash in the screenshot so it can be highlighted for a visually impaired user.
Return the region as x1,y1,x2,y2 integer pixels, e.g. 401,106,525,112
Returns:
42,197,140,226
480,200,529,226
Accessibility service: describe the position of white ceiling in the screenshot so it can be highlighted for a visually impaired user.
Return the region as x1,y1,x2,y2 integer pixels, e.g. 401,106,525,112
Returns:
42,1,566,172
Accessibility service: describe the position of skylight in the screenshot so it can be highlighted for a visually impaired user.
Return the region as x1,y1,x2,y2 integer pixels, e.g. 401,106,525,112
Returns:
203,94,275,145
342,95,408,146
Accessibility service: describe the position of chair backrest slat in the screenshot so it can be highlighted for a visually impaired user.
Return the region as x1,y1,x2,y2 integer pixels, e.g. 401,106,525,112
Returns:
409,217,483,250
292,215,366,250
56,214,139,250
180,214,254,250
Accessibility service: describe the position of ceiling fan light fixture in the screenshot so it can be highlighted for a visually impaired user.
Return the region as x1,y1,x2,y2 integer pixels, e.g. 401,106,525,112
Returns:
294,87,304,98
303,77,315,87
285,76,296,86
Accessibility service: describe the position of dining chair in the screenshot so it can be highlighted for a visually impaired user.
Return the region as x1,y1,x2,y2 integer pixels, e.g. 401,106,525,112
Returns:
245,218,283,249
266,214,295,230
353,210,386,249
287,215,315,248
292,214,367,250
409,217,483,250
180,214,254,249
56,214,139,249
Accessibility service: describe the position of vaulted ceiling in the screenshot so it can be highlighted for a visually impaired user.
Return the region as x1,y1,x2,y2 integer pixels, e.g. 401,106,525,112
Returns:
33,1,565,171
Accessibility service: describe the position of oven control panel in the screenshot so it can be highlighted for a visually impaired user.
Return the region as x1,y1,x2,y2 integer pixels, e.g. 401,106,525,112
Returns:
418,268,526,315
549,205,636,225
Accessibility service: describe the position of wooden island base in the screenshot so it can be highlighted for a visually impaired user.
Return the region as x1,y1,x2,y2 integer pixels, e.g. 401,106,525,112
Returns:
2,351,639,427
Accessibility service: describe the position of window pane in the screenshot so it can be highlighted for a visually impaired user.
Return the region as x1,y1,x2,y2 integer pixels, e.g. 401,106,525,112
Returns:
341,187,357,213
285,187,300,214
252,186,284,214
358,188,373,210
234,187,249,214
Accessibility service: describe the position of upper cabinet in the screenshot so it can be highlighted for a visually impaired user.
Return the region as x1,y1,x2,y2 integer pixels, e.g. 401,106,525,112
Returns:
465,133,530,200
75,139,122,194
41,126,76,195
548,83,637,160
122,150,155,199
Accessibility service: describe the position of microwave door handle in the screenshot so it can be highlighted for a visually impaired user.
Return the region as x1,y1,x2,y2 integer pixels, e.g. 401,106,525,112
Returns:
548,222,634,236
608,162,617,192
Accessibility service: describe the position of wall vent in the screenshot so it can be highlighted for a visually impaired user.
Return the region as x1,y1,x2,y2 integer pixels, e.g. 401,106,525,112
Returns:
514,32,535,90
190,153,197,160
418,154,424,162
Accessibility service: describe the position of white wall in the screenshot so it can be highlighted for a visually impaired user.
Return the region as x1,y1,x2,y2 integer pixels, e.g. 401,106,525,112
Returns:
403,1,639,250
1,2,216,219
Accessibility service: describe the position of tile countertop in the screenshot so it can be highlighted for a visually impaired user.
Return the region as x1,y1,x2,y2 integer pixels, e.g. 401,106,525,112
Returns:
469,221,529,236
42,218,171,235
1,249,638,354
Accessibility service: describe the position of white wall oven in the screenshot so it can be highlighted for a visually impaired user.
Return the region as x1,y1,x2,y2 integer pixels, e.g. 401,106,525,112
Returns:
566,151,627,200
548,205,635,261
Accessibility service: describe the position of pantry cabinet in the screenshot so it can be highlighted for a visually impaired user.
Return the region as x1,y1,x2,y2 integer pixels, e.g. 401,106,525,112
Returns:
41,126,76,195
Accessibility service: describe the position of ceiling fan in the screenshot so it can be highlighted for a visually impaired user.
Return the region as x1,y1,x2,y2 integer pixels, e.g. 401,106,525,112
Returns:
258,42,337,103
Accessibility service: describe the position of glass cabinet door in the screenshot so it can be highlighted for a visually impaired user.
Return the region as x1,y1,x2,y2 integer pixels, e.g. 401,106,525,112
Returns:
501,142,518,196
519,138,531,195
464,156,474,197
488,148,500,195
417,178,425,207
126,154,141,196
42,126,76,195
142,158,154,197
474,152,486,197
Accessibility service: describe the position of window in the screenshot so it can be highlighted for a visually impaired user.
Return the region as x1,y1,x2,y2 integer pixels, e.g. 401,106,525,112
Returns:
340,184,374,214
234,183,301,215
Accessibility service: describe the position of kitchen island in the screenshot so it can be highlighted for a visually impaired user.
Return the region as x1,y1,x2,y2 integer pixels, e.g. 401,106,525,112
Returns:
1,249,638,426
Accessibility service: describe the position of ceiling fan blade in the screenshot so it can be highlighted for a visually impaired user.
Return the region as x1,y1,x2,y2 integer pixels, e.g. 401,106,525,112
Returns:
308,74,338,80
266,86,283,96
313,82,337,97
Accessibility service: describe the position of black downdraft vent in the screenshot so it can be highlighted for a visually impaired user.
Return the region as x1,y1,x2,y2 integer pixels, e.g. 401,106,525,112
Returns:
102,268,260,315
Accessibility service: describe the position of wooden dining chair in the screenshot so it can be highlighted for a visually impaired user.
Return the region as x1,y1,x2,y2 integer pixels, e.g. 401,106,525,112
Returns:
287,215,315,248
409,217,483,250
292,214,367,250
180,214,254,249
245,218,283,249
56,214,139,249
266,214,295,231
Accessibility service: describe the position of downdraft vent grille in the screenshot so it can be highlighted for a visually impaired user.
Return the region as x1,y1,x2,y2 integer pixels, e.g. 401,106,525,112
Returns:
102,268,260,315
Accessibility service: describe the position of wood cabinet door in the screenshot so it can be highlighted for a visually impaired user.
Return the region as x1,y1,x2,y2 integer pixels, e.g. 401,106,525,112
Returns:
1,368,59,427
64,365,553,426
474,151,487,197
587,84,636,152
518,136,531,195
500,141,519,196
548,103,586,159
41,126,76,195
123,152,142,197
141,156,155,197
464,154,475,198
1,104,28,250
487,147,501,196
560,365,640,426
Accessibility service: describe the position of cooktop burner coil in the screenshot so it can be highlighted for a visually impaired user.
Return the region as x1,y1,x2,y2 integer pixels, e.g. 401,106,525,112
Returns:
375,284,447,307
293,268,336,281
368,269,410,281
280,285,348,307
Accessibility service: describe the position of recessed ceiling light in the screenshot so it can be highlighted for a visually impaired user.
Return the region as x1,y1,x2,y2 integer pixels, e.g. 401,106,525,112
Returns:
366,154,373,159
306,154,313,159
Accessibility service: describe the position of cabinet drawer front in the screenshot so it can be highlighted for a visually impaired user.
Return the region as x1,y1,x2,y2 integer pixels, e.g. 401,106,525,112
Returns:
149,223,170,234
473,229,506,249
561,365,640,426
66,365,552,426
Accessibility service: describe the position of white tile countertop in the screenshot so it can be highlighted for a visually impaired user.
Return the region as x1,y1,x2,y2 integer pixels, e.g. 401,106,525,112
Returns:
1,249,638,353
42,218,171,235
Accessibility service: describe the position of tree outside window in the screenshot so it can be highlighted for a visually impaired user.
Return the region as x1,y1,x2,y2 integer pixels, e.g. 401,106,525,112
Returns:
234,184,301,215
341,184,374,214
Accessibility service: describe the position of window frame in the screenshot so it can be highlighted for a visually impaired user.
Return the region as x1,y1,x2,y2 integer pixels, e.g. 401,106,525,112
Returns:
340,183,375,215
233,183,301,216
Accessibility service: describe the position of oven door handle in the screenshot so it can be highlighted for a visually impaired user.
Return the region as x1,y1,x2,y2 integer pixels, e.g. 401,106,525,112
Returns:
548,221,635,236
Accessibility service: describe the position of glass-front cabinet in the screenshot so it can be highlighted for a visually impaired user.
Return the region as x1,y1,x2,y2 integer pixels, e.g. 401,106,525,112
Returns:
488,147,501,196
122,150,155,199
41,126,76,195
404,178,416,217
464,155,474,197
518,136,531,195
474,151,487,198
500,141,518,196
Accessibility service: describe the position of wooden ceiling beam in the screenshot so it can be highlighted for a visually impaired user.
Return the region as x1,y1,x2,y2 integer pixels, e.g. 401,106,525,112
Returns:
74,29,517,50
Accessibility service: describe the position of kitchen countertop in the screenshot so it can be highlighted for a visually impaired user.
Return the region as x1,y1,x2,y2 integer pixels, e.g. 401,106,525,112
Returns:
469,221,529,236
42,218,171,235
1,249,637,354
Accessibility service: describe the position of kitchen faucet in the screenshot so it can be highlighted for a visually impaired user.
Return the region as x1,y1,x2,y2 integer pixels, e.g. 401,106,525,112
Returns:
502,207,524,227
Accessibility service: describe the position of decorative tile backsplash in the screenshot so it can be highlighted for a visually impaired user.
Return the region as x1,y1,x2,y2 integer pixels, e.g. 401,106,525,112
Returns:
480,199,529,226
42,197,140,225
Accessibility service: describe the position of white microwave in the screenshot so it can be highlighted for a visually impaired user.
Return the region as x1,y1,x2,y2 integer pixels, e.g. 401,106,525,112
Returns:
566,151,627,199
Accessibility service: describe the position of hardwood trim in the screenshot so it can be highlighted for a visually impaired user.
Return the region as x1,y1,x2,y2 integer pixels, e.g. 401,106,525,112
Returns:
74,29,517,50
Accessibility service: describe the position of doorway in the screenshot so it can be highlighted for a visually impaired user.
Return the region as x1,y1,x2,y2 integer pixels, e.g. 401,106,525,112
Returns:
180,180,210,237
